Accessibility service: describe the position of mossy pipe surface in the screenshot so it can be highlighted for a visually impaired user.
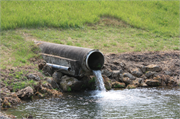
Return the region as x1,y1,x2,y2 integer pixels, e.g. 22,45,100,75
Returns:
38,42,104,73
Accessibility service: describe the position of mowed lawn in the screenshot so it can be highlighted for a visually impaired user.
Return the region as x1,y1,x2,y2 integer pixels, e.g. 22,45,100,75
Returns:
1,1,179,36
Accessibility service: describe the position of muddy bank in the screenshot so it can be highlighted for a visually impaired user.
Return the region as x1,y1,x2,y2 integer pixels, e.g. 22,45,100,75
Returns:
0,51,179,118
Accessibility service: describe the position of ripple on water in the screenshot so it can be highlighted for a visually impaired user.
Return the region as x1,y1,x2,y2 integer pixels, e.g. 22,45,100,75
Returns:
5,87,180,118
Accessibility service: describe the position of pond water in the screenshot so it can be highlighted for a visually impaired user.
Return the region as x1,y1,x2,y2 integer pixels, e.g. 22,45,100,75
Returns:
5,87,180,119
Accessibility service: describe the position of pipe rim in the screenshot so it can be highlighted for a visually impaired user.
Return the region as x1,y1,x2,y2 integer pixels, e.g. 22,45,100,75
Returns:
85,50,104,70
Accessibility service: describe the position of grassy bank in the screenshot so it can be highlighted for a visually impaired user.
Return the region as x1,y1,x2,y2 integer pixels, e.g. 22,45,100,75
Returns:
1,1,179,37
0,18,179,69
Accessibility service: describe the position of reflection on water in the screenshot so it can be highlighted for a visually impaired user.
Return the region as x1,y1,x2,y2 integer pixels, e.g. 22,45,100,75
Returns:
6,87,180,119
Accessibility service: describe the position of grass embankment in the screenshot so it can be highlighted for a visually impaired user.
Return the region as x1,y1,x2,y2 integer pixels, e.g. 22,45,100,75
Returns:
0,1,179,91
1,1,179,37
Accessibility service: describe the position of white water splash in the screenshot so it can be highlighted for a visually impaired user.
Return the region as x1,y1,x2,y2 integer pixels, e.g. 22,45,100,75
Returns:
92,70,106,91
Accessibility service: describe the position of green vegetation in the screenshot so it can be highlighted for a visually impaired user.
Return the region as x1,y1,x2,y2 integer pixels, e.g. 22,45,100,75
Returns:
67,87,71,92
89,77,96,84
11,80,37,92
1,1,179,37
0,30,40,69
114,84,124,88
0,0,179,69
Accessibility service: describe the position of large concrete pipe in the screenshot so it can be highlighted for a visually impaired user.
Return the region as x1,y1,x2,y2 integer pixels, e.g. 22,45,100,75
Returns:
37,42,104,77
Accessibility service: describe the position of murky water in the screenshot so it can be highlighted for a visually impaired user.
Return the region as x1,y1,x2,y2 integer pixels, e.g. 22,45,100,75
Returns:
5,87,180,119
93,70,106,91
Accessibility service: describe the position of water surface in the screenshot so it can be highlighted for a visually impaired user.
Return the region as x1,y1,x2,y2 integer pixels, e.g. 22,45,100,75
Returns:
6,87,180,119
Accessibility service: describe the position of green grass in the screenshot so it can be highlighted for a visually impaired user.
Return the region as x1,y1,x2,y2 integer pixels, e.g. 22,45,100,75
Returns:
1,21,179,69
0,30,40,68
12,80,37,92
0,1,179,69
1,1,179,37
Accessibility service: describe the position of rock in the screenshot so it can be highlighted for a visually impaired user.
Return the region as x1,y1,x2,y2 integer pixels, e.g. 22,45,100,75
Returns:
120,62,126,69
52,71,63,83
60,75,82,91
0,87,11,98
26,73,41,81
145,79,160,87
0,82,6,88
16,86,34,99
2,97,11,108
103,75,112,90
38,60,46,70
167,77,177,86
121,77,132,85
146,64,162,72
123,73,136,80
119,74,123,82
40,86,63,97
2,92,21,108
136,78,144,84
0,112,16,119
126,84,137,89
42,83,53,89
45,77,60,89
112,81,125,88
132,79,140,86
78,76,90,90
42,65,53,76
140,81,148,87
87,76,96,90
6,86,13,92
153,74,171,86
35,92,44,98
101,69,112,77
164,71,172,76
130,67,143,77
145,71,156,78
138,65,146,73
111,70,120,78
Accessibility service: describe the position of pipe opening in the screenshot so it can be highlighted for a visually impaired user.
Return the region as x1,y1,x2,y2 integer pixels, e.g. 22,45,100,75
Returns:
67,68,71,71
87,51,104,70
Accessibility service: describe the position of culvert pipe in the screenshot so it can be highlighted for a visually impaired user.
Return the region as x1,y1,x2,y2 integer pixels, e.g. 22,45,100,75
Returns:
37,42,104,77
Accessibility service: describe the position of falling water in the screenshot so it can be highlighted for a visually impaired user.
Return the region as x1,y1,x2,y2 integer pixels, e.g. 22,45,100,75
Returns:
92,70,106,91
